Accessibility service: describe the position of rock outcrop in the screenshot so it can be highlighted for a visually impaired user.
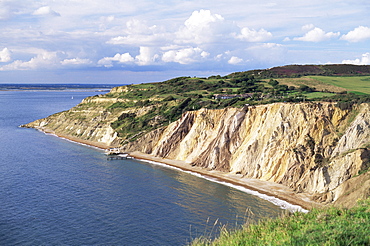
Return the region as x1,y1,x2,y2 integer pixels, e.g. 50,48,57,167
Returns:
24,99,370,207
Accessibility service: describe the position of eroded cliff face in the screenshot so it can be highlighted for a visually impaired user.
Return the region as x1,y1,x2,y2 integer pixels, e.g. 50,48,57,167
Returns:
24,99,370,206
121,102,370,205
24,97,124,148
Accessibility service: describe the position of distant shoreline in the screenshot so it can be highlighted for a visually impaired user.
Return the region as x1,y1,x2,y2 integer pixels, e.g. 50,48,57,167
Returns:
0,83,122,91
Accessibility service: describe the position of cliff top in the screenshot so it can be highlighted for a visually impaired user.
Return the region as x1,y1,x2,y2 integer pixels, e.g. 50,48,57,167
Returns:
83,64,370,141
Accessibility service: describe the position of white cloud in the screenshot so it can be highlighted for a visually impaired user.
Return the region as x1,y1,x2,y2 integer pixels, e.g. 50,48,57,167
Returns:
105,9,275,67
135,47,159,65
302,24,315,32
98,47,159,67
228,56,243,65
175,9,237,45
107,19,170,46
341,26,370,42
61,58,92,66
1,1,369,78
236,27,272,42
0,50,60,71
294,26,340,42
342,53,370,65
98,53,135,67
33,6,60,16
162,47,209,64
0,48,11,62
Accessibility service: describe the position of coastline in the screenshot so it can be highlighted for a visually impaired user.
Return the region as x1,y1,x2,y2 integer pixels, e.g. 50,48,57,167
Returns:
128,151,321,211
27,127,321,211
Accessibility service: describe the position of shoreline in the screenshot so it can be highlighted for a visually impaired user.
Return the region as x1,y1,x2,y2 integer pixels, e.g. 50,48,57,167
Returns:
128,151,321,211
27,127,321,211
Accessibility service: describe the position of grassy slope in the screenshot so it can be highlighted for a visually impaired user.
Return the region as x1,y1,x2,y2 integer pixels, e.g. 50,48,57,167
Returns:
310,76,370,95
275,77,346,93
192,198,370,246
96,69,370,143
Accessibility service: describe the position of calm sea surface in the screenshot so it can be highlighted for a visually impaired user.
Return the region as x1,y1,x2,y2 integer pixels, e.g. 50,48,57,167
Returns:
0,88,283,245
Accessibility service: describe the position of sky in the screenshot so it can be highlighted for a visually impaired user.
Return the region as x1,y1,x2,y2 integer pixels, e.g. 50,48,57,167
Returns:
0,0,370,84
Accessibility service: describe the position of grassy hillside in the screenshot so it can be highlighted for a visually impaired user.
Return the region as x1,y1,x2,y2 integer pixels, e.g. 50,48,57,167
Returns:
191,198,370,246
83,64,370,143
237,64,370,78
310,76,370,95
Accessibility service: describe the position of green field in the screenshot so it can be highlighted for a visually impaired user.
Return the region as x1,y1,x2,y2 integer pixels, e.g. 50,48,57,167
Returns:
310,76,370,95
192,198,370,246
304,92,335,99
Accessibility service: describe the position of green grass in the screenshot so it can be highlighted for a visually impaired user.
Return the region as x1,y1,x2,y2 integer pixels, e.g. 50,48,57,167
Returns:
191,198,370,246
310,76,370,95
304,92,336,99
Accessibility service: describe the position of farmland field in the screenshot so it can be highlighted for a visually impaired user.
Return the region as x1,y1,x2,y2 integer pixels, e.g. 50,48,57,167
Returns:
309,76,370,95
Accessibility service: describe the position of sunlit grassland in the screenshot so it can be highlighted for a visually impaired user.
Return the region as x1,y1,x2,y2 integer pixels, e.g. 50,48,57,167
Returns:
310,76,370,95
271,77,345,93
191,198,370,246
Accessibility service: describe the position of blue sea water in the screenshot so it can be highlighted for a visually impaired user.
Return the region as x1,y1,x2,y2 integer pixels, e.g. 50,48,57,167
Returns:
0,88,283,245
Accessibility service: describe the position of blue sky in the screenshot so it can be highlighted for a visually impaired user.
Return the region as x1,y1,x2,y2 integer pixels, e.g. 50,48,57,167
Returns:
1,0,370,83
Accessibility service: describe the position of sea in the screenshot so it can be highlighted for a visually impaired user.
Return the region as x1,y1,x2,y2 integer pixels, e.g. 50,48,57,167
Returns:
0,84,286,245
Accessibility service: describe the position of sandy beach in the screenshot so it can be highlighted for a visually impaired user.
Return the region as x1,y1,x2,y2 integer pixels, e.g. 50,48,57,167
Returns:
128,151,321,211
31,127,321,211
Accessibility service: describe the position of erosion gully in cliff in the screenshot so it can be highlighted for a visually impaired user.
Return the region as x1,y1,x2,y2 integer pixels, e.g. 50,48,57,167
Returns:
24,101,370,209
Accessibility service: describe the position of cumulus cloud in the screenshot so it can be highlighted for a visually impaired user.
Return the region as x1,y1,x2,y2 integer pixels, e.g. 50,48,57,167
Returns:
0,48,11,62
162,47,209,64
228,56,243,65
236,27,272,42
175,9,237,45
135,47,160,65
98,53,135,67
0,50,60,71
342,53,370,65
98,47,159,67
33,6,60,16
61,58,92,66
341,26,370,42
294,26,340,42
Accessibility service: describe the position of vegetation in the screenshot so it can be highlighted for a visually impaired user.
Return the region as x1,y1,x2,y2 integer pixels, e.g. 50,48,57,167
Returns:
82,64,370,143
311,76,370,95
191,198,370,246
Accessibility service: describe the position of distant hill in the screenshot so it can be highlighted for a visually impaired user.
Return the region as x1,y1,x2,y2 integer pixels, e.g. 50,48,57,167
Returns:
228,64,370,79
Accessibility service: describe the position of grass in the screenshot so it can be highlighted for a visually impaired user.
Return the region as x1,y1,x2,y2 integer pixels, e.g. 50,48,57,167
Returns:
304,92,336,99
310,76,370,95
274,77,345,93
191,198,370,246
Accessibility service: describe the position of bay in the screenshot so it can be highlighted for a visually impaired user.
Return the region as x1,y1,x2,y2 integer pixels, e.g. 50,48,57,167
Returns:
0,88,283,245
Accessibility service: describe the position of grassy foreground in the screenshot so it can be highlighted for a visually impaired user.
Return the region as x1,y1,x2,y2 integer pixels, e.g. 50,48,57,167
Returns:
191,198,370,246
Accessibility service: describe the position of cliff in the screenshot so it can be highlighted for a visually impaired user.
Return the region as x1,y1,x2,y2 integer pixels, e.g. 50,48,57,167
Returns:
24,99,370,207
121,102,370,206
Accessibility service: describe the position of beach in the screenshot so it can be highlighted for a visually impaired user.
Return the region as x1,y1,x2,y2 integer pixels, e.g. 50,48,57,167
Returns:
128,151,321,211
31,127,320,211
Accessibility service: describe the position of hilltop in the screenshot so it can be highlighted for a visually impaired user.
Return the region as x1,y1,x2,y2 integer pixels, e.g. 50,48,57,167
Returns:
83,64,370,143
234,64,370,78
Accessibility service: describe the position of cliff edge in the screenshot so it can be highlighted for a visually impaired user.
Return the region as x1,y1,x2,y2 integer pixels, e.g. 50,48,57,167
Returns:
120,102,370,207
24,100,370,208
